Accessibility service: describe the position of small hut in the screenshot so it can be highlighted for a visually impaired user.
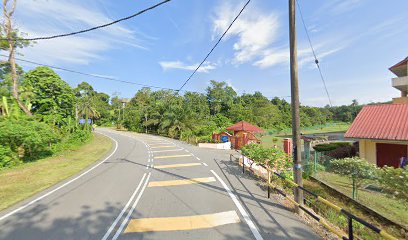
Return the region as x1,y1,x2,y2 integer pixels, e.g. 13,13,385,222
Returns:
226,121,264,149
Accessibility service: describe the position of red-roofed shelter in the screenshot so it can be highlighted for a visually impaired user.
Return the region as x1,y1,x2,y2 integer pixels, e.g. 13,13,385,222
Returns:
226,121,265,134
213,121,264,149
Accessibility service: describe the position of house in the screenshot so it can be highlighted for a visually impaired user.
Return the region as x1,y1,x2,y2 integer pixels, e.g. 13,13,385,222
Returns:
226,121,264,149
344,57,408,167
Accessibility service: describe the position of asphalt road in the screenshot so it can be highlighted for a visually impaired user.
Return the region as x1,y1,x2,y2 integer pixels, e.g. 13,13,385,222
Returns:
0,128,319,240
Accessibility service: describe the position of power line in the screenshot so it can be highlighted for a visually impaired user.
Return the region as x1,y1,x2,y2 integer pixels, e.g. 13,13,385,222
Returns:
0,0,171,41
177,0,251,91
0,54,178,91
296,0,333,107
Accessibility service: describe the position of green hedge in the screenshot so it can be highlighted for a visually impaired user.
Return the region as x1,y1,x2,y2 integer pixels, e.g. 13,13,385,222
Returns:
313,142,350,152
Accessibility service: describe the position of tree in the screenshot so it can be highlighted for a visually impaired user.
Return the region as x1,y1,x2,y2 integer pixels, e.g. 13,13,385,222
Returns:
329,157,377,199
206,80,236,115
1,0,31,115
77,98,100,130
22,67,75,125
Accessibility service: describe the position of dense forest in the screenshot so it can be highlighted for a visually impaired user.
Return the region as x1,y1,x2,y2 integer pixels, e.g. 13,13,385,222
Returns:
1,63,364,167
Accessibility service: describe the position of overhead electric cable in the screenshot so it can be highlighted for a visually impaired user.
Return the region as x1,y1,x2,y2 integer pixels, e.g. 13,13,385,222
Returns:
177,0,251,91
0,0,171,41
0,54,178,91
296,0,333,107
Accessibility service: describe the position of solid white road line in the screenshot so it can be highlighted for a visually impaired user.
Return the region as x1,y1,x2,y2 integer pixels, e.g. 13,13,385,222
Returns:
0,132,119,222
112,173,152,240
101,173,147,240
210,170,263,240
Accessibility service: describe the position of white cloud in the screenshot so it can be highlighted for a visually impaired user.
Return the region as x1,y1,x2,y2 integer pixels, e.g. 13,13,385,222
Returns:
11,0,149,66
318,0,366,15
254,40,347,69
212,2,280,64
159,61,216,73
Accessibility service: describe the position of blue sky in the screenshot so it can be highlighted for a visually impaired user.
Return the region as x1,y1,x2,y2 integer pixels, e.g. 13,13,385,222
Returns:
6,0,408,106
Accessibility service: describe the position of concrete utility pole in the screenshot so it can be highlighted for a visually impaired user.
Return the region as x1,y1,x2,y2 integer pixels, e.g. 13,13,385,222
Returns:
289,0,303,214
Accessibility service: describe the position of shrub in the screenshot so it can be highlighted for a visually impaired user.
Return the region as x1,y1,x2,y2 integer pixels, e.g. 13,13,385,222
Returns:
0,118,60,160
325,145,357,159
313,142,350,152
241,143,269,167
377,166,408,200
266,148,292,171
0,145,19,168
329,157,378,199
241,144,291,172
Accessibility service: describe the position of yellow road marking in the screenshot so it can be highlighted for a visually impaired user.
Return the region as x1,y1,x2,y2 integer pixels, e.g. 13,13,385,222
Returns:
124,211,240,233
154,154,192,159
148,177,216,187
150,145,176,149
151,149,184,153
154,163,201,169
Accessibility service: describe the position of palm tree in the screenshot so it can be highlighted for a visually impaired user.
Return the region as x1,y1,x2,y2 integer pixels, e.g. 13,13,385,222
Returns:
77,98,100,130
160,105,194,139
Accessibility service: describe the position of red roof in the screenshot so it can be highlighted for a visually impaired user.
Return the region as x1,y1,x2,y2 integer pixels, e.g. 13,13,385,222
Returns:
344,104,408,141
389,57,408,70
226,121,264,133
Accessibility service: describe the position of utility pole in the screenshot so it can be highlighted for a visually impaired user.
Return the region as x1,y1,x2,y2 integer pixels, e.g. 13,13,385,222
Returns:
289,0,303,214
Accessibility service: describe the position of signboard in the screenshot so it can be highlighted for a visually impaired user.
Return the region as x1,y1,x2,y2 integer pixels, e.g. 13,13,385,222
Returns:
79,119,92,124
221,136,229,143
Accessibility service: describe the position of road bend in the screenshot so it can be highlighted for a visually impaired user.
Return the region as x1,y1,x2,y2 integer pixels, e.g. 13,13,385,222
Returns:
0,128,319,240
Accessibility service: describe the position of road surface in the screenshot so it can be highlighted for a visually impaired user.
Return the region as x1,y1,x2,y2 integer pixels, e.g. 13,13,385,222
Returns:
0,128,319,240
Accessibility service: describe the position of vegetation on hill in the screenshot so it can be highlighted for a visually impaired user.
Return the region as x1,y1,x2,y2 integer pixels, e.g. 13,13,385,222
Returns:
119,80,362,143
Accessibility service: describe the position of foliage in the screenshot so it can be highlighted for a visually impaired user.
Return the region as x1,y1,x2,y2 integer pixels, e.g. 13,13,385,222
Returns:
329,157,378,199
0,145,19,168
22,67,75,125
241,143,270,167
313,142,351,152
241,144,291,172
0,118,60,161
266,148,292,171
377,166,408,200
325,145,357,159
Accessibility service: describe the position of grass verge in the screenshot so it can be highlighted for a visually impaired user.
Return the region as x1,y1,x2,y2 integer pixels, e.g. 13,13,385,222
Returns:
304,178,406,239
0,132,112,211
314,172,408,227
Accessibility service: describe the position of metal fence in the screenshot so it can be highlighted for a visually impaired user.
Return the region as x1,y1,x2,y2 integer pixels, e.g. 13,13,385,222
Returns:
231,153,398,240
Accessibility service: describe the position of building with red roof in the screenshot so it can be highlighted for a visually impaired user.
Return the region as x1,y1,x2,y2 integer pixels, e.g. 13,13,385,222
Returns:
345,57,408,167
226,121,265,134
213,121,264,149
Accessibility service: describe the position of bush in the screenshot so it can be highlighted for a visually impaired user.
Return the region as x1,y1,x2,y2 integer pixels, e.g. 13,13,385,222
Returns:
325,145,357,159
241,144,291,172
0,118,60,160
0,145,19,168
329,157,378,199
313,142,351,152
377,166,408,200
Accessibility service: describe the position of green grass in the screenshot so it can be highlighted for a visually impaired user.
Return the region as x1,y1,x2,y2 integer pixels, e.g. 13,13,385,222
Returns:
0,133,113,211
304,180,405,239
314,172,408,227
260,122,350,149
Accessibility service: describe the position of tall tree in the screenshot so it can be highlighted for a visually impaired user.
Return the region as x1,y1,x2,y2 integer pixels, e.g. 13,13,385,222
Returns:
1,0,31,115
22,67,75,125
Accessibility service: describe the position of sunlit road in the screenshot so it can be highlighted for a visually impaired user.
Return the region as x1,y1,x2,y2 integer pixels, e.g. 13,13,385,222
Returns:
0,128,319,240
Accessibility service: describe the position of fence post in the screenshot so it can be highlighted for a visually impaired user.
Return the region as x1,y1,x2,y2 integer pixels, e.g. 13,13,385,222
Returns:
314,151,317,174
242,157,245,174
348,216,354,240
267,170,271,199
